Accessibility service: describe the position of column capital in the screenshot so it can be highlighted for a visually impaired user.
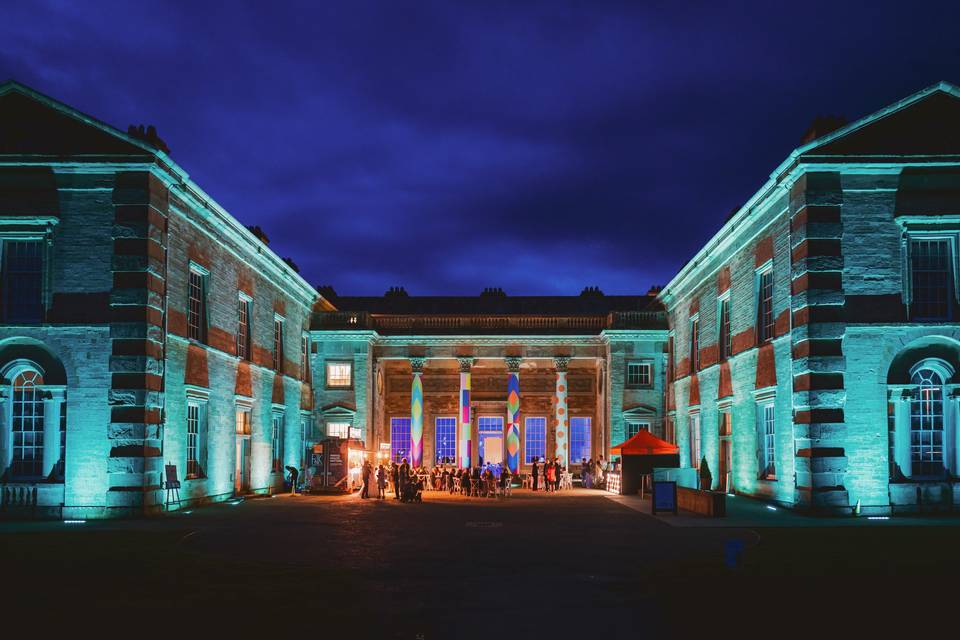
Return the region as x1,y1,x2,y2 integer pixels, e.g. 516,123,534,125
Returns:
505,356,522,373
553,356,570,372
410,357,426,374
43,386,67,402
457,357,475,373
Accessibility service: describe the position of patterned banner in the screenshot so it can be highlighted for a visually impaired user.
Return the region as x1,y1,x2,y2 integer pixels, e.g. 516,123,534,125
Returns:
411,372,423,468
506,372,521,474
555,371,568,468
459,371,471,469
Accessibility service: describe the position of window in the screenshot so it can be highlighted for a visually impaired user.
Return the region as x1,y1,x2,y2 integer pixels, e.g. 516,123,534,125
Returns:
326,362,352,388
271,414,284,473
524,417,546,464
300,335,310,381
688,413,701,468
570,417,592,464
390,417,411,463
349,426,362,440
756,267,774,343
909,238,952,320
626,362,652,388
910,367,944,474
237,294,251,360
1,240,44,323
690,316,700,371
758,403,776,479
273,317,284,372
188,266,207,342
435,417,457,464
478,416,503,434
718,295,731,360
326,422,350,439
11,370,44,478
665,416,675,444
54,399,66,480
236,408,251,435
626,421,649,439
186,401,206,479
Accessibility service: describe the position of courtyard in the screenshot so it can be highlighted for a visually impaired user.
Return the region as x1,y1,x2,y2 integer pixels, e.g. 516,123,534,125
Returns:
3,490,959,635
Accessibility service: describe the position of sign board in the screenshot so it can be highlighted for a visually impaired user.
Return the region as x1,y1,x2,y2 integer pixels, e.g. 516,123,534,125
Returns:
164,464,180,489
652,480,677,515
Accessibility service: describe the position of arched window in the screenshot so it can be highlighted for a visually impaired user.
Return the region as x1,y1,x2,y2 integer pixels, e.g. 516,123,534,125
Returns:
910,365,945,475
11,369,45,479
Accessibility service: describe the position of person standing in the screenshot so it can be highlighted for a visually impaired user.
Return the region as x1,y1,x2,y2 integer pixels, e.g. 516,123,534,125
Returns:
285,465,299,495
360,460,370,499
376,464,386,499
391,461,401,500
532,460,540,491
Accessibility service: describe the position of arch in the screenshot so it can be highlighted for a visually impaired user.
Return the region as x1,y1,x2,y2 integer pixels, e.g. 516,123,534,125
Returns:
0,338,67,386
886,336,960,385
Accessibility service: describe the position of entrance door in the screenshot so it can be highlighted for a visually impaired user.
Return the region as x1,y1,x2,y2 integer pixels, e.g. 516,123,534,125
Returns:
235,436,252,494
719,439,732,494
482,437,504,465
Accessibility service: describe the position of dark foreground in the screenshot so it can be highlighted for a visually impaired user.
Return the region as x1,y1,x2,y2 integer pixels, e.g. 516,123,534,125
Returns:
3,489,958,636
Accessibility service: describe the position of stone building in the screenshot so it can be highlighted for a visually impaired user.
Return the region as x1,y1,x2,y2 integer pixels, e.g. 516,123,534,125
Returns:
659,81,960,514
2,78,959,517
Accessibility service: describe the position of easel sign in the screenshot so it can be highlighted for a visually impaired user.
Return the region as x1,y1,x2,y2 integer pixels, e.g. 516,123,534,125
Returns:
164,464,181,509
652,480,677,515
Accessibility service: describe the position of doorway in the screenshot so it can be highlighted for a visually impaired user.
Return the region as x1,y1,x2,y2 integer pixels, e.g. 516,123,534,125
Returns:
235,436,251,494
482,436,504,465
719,438,732,494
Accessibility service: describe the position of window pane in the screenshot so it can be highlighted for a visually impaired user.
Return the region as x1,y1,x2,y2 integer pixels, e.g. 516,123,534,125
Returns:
11,370,44,478
690,319,700,370
327,422,350,439
3,240,44,323
237,298,250,360
910,367,945,472
689,414,700,468
435,417,457,464
524,417,546,464
186,403,201,478
758,270,774,342
272,415,284,472
390,417,411,464
719,298,731,359
327,362,352,387
910,239,951,320
273,319,284,372
188,270,205,341
570,417,591,465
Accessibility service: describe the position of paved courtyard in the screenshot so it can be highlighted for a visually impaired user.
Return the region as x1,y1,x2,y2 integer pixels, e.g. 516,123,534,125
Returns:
3,489,959,635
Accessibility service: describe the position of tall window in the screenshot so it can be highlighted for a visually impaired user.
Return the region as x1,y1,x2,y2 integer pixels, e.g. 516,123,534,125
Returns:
2,240,44,323
186,401,205,479
326,422,350,439
236,408,251,435
626,362,652,387
300,335,310,381
688,413,701,468
188,267,207,342
689,316,700,371
757,267,774,343
665,416,675,444
758,403,776,479
910,239,952,320
910,367,944,474
718,296,731,360
524,416,546,464
55,399,66,480
272,414,284,473
626,421,649,439
570,417,592,464
390,417,411,463
435,417,457,464
236,295,251,360
11,370,44,478
273,317,284,372
326,362,352,388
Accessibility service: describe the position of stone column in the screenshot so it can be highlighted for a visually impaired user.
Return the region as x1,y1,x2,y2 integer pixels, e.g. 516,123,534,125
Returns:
554,356,570,468
0,387,10,479
42,387,66,479
505,357,522,474
893,388,913,479
948,387,960,477
410,358,425,468
458,357,474,469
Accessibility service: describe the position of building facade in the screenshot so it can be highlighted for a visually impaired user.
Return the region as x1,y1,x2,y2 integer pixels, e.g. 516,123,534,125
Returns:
1,80,959,517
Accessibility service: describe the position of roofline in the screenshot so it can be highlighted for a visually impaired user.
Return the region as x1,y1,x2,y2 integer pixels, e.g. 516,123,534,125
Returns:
658,80,960,304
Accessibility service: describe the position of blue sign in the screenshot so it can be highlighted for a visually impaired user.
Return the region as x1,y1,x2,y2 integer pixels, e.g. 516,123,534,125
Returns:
652,480,677,515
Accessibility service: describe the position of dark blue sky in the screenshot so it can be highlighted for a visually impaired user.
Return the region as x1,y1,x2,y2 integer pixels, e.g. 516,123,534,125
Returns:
2,1,959,295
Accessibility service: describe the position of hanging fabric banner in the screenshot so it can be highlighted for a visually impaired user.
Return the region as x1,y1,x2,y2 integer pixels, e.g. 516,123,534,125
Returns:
554,356,570,468
506,358,521,474
458,358,473,469
410,359,424,468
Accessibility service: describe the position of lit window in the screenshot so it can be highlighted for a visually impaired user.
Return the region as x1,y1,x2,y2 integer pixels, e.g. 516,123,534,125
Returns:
690,315,700,371
570,417,592,464
272,414,284,473
186,401,206,479
235,409,251,435
349,426,362,440
718,296,731,360
390,417,411,463
326,362,352,388
910,367,944,474
435,417,457,464
188,267,207,342
689,413,701,468
236,295,251,360
626,362,652,387
756,268,774,343
1,240,44,323
626,421,649,439
909,239,952,320
300,335,310,381
326,422,350,439
273,317,284,372
524,417,546,464
757,403,776,479
11,369,44,479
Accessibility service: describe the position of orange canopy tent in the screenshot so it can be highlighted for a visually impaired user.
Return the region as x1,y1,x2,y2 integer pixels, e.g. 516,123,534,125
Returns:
610,430,679,456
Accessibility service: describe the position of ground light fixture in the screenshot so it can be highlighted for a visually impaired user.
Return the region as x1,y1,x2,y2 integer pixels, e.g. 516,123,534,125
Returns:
63,520,86,524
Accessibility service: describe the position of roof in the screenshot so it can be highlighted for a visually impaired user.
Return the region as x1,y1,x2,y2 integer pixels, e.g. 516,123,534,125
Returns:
610,430,680,456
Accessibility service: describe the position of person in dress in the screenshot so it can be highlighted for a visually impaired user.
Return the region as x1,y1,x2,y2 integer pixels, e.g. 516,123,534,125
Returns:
376,464,386,499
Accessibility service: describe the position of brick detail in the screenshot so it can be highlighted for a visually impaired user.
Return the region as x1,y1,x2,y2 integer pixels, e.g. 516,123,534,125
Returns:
793,372,844,392
755,235,774,266
791,238,842,263
792,339,843,359
794,408,844,424
791,271,842,294
790,205,841,230
755,342,777,389
717,266,731,294
717,360,733,399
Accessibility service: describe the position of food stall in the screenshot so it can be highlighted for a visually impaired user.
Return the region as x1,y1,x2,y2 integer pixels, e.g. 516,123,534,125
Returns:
312,437,370,492
607,430,680,496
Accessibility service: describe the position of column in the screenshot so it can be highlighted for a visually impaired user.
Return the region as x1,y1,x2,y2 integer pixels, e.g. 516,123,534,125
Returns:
410,358,425,468
0,387,10,479
458,357,474,469
505,357,521,475
948,387,960,477
554,357,570,468
42,388,66,478
893,388,913,479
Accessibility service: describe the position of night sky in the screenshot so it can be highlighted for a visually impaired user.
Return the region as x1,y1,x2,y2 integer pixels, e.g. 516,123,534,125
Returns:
2,1,959,296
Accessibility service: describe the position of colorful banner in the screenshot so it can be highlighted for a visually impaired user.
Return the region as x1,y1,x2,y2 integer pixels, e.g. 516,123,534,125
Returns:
459,371,471,468
411,372,423,467
506,372,521,474
555,370,568,468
